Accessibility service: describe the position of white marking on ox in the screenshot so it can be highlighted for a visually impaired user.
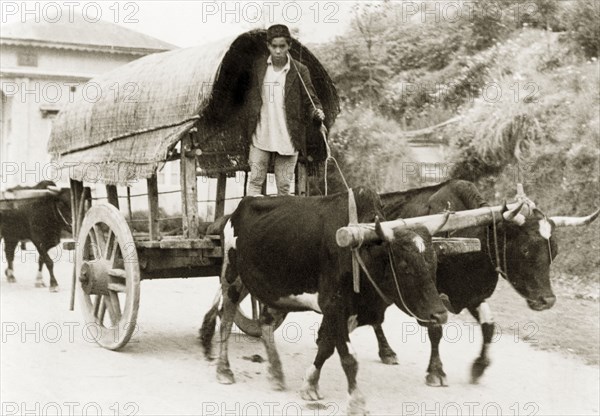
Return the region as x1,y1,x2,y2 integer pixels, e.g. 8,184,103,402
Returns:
477,302,493,324
222,219,237,251
347,314,358,334
413,235,426,253
275,293,321,313
538,219,552,240
219,219,239,304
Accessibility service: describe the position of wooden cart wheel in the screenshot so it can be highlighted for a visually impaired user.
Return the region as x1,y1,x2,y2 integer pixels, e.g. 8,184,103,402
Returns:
75,204,140,350
234,286,285,337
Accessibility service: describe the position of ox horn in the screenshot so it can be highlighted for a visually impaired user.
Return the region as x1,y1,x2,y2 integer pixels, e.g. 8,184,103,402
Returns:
375,216,394,243
502,201,526,225
550,208,600,227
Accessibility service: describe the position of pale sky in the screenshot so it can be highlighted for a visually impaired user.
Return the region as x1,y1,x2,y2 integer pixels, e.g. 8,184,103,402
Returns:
1,1,358,47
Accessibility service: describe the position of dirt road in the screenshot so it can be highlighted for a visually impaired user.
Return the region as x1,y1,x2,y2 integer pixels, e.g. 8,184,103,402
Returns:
1,249,598,415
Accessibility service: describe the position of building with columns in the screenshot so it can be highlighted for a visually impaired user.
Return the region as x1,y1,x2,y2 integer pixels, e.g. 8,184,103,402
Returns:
0,16,175,189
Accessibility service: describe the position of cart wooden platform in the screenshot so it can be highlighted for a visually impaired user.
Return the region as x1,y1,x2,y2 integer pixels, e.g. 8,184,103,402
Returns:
45,29,344,349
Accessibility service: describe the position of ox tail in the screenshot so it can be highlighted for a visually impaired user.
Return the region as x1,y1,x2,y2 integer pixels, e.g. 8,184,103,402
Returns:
199,288,222,361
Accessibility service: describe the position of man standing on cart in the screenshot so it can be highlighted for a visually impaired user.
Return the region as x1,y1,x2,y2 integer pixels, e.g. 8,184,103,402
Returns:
245,24,326,196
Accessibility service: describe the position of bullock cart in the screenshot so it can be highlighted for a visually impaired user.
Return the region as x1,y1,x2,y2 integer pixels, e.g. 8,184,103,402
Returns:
47,29,341,350
48,29,481,351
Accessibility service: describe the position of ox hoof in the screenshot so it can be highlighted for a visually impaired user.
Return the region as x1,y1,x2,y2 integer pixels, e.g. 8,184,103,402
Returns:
216,367,235,385
347,389,368,416
426,372,448,387
268,375,286,392
300,385,323,401
5,269,16,283
49,285,59,293
35,281,46,288
470,357,490,384
267,366,286,391
379,353,399,365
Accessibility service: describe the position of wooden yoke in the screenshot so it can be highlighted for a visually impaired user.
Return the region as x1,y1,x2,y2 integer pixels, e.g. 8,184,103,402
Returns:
180,134,199,238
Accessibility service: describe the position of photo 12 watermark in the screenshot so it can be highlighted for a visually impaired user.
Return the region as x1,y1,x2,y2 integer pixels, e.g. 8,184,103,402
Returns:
199,1,340,25
401,400,540,416
2,321,141,345
396,1,541,25
201,400,340,416
1,1,140,24
1,401,140,416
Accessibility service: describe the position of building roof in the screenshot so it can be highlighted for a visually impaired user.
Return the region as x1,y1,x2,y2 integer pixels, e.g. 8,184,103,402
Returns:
1,15,177,54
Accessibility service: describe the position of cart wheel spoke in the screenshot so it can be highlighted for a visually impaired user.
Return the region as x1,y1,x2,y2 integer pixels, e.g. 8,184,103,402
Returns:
93,225,107,257
108,269,127,292
87,231,100,260
105,229,117,262
93,294,102,317
104,292,122,326
98,299,107,325
93,295,107,325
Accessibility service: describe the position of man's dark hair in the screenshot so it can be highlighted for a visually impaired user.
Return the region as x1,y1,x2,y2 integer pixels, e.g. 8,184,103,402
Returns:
267,24,292,43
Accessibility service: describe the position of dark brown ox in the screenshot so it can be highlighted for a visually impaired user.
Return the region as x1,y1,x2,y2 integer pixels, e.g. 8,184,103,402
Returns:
373,179,599,385
1,181,72,291
210,188,448,415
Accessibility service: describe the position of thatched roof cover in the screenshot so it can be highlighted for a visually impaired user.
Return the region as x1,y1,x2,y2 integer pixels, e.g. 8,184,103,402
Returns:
48,30,340,185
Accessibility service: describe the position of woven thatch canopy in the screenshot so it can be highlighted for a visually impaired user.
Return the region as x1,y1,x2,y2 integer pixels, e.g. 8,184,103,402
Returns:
48,29,340,185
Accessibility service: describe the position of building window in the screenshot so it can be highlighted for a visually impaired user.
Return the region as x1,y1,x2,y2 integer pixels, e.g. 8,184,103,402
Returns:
18,50,38,67
39,105,60,119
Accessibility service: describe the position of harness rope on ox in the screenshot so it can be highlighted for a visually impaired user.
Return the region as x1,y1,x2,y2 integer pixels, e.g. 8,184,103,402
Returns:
347,189,436,324
54,201,72,229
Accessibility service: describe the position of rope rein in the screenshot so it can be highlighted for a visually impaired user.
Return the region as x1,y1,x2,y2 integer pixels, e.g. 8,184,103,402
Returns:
387,250,437,323
289,54,348,195
486,208,508,280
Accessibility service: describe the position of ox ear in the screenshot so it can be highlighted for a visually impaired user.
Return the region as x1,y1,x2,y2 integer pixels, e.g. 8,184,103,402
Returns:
375,215,394,243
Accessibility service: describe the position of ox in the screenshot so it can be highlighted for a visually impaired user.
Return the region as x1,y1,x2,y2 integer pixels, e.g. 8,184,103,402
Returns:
1,181,72,291
372,179,600,386
212,188,450,414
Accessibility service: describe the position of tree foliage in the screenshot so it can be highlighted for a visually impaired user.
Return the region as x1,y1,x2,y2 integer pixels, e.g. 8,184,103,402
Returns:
567,0,600,58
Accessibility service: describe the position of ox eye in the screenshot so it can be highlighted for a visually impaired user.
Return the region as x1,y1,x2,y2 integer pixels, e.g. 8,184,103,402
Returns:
522,247,530,256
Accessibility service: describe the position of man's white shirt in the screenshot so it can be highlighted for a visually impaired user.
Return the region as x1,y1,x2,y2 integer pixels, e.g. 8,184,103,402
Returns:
252,55,297,156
